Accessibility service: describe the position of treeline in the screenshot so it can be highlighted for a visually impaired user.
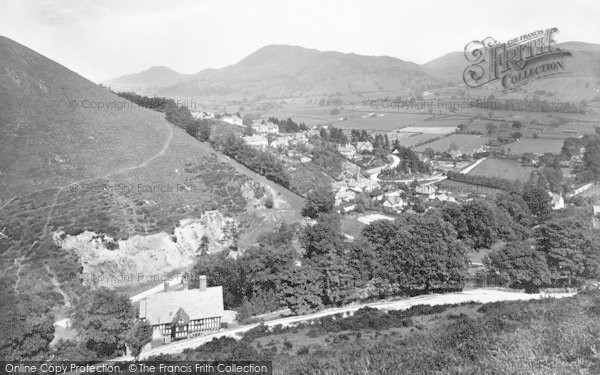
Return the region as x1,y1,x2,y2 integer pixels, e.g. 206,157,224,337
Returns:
267,117,308,133
211,135,290,188
116,92,211,141
446,170,521,191
319,126,348,145
487,210,600,290
310,144,346,178
487,97,586,114
192,211,469,317
562,133,600,182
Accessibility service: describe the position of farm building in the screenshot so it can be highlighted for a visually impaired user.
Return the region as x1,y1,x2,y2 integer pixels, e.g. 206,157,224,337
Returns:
139,275,224,347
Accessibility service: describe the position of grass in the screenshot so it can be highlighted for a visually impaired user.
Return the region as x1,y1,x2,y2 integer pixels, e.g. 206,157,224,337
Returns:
468,158,535,181
413,134,489,153
504,138,566,155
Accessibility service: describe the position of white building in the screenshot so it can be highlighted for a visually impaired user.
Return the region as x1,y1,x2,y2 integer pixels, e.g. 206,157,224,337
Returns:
252,121,279,135
243,135,268,148
139,276,224,347
221,115,243,126
356,141,373,153
337,144,357,158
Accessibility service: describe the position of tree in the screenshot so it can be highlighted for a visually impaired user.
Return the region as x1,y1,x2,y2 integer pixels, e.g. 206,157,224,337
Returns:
125,320,152,360
0,290,55,360
278,264,324,314
495,192,534,227
302,185,335,218
198,234,210,255
423,147,436,159
192,252,244,308
522,185,552,218
535,214,599,286
362,214,469,294
72,288,134,358
485,241,551,292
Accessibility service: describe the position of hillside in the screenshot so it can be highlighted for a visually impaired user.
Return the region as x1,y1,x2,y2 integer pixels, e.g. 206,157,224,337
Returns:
106,45,448,99
0,36,171,200
0,36,302,320
422,42,600,100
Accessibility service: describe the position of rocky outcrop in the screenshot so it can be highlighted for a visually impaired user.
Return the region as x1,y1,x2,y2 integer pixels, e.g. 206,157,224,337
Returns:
53,210,237,288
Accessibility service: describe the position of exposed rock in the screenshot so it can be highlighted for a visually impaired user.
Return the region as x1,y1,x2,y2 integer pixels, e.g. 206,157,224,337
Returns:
53,210,237,288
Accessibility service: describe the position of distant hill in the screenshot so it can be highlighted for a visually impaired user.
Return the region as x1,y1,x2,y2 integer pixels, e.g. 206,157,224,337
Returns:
105,66,189,93
422,42,600,98
106,45,449,98
422,51,465,83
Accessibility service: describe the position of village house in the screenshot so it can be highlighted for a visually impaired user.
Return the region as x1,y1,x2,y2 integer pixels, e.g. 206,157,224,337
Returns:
548,192,565,210
337,144,357,158
269,137,289,149
415,184,436,195
356,141,373,153
191,111,214,120
383,196,406,213
221,115,243,126
252,121,279,135
139,275,224,347
243,134,269,149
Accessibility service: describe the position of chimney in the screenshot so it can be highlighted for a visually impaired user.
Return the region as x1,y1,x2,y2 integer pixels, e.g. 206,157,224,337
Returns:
163,281,169,293
199,275,207,292
182,273,189,290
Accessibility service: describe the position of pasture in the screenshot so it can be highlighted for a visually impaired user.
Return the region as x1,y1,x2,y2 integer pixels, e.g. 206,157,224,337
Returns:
468,158,535,181
413,134,489,153
504,138,565,155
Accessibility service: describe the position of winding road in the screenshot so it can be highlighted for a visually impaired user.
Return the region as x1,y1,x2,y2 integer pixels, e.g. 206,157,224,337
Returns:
112,288,575,361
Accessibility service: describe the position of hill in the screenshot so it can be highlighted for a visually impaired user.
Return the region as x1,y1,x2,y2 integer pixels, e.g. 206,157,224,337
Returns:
0,35,302,337
106,45,448,99
422,42,600,100
105,66,189,93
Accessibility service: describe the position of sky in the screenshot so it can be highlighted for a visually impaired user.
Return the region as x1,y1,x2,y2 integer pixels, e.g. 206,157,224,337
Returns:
1,0,599,82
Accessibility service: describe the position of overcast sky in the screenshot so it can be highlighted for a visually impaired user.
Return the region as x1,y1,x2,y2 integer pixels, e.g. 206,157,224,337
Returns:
1,0,599,82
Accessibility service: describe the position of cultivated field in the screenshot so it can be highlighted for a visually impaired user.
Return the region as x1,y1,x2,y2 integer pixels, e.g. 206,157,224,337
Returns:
504,138,565,155
391,133,442,148
414,134,489,153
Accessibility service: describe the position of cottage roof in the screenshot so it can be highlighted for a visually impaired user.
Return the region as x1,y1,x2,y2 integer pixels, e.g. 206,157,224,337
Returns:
140,286,224,325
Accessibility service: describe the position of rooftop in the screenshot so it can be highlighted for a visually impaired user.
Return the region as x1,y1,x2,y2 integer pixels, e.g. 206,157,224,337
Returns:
139,286,224,326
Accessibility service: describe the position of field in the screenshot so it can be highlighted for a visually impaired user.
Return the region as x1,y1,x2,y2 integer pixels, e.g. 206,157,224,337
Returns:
504,138,565,155
549,121,600,136
392,133,442,148
395,126,457,134
413,134,489,153
468,158,535,181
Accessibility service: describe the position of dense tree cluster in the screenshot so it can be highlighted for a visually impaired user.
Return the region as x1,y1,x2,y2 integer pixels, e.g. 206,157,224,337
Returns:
211,134,290,188
267,117,308,133
192,208,474,317
439,199,529,249
319,126,348,145
310,144,346,178
378,145,429,179
562,134,600,181
117,92,211,141
446,170,520,191
302,185,336,218
487,209,600,290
